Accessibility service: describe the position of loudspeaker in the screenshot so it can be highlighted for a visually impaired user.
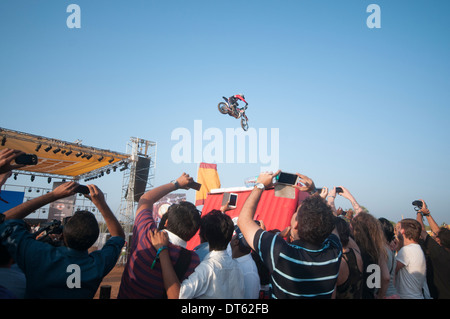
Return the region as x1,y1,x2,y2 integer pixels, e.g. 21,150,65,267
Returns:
133,156,151,202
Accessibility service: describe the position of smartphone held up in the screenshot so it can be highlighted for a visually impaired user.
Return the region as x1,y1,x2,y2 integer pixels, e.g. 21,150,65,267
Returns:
276,172,299,185
222,192,238,209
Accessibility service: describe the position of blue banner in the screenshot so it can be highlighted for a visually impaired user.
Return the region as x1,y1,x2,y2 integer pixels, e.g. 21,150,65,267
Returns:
0,190,25,214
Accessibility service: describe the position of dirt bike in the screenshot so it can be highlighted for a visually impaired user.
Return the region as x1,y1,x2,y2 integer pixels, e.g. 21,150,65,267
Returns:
217,96,249,131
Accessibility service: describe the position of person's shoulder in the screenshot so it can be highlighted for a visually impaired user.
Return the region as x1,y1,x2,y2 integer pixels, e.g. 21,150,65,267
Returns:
135,207,154,220
184,246,201,264
1,219,44,247
134,208,157,229
327,233,341,246
256,229,292,254
106,235,126,247
170,244,200,262
254,228,275,241
0,218,27,230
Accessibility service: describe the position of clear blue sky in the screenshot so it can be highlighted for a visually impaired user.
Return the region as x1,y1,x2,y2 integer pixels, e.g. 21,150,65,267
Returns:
1,0,449,225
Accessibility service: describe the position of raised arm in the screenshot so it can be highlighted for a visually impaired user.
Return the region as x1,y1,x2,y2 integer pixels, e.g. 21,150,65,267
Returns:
418,200,440,236
338,186,363,215
416,209,428,240
4,182,79,220
86,184,124,239
137,173,194,214
238,171,279,251
327,187,338,215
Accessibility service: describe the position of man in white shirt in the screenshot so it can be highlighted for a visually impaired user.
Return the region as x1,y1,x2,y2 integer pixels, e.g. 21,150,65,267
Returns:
150,210,245,299
230,225,260,299
395,218,429,299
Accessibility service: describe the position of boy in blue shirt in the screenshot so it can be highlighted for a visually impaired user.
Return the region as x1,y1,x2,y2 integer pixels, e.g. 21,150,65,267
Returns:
0,150,124,298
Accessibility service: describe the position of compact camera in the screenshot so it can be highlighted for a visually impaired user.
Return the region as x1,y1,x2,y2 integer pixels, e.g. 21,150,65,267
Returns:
412,200,424,212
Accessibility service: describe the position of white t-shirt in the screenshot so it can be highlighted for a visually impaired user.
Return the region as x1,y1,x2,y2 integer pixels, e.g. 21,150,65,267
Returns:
395,243,427,299
234,253,261,299
179,250,245,299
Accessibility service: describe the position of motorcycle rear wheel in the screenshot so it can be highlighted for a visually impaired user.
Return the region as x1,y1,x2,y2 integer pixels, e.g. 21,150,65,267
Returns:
241,117,249,131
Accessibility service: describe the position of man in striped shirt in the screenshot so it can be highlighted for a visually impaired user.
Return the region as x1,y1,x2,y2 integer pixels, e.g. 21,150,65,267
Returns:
238,171,342,299
117,173,201,299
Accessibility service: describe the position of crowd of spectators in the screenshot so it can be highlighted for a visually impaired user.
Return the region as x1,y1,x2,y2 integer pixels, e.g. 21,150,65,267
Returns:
0,148,449,299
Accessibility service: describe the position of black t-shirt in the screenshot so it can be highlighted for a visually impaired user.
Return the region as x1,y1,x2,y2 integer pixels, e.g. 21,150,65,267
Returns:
421,235,450,299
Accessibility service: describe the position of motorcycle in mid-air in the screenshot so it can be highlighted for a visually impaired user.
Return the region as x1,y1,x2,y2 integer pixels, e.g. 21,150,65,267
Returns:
217,96,249,131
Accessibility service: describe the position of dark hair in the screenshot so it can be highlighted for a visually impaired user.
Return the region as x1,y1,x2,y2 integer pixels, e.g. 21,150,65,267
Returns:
437,227,450,249
233,225,252,255
297,195,336,245
379,217,395,243
199,210,234,251
158,211,169,231
400,218,422,243
63,211,99,251
335,217,350,247
166,201,201,241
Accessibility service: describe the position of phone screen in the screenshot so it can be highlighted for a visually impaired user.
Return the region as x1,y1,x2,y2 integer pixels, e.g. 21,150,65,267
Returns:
229,194,237,206
277,172,298,185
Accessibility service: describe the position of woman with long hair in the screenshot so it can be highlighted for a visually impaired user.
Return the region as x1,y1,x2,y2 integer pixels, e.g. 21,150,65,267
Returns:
335,217,364,299
378,217,400,298
351,212,390,299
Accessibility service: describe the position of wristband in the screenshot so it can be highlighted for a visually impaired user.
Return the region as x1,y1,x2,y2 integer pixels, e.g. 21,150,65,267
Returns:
421,209,430,217
151,246,168,269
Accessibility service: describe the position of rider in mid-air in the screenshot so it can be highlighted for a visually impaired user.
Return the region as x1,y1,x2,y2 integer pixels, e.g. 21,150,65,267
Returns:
228,93,248,117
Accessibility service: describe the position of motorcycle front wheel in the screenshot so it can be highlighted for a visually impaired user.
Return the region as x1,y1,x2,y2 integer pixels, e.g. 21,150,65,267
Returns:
218,102,229,114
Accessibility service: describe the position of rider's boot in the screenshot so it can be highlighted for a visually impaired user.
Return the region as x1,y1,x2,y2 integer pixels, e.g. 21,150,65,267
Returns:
231,104,239,118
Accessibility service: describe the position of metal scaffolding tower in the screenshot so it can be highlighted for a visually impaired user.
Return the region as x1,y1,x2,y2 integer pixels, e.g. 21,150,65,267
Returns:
117,137,157,235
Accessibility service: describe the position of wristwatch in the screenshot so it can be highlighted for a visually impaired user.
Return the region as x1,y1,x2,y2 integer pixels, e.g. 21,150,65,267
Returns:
255,183,265,191
171,180,180,189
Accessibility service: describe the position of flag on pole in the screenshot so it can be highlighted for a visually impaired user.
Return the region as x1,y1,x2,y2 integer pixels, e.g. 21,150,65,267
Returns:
195,162,220,206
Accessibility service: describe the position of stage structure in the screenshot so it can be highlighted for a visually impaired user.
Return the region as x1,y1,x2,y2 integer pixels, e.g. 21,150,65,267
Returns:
0,127,131,181
116,137,157,234
0,128,157,232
